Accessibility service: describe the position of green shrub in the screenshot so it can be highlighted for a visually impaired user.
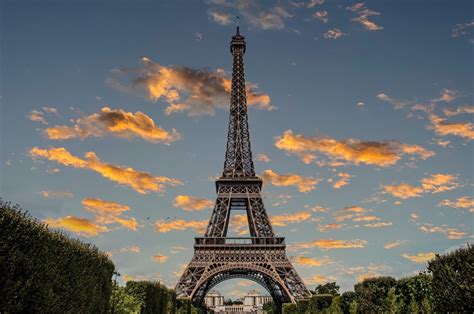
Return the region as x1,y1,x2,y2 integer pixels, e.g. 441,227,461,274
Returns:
328,295,343,313
110,281,143,313
0,200,115,313
427,244,474,312
310,294,333,311
340,291,356,314
354,276,396,313
296,299,310,312
394,273,433,312
282,303,298,313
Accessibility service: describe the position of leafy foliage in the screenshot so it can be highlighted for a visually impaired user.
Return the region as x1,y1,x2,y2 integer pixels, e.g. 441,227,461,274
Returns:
427,244,474,312
394,273,433,312
0,200,115,313
310,294,333,311
314,282,340,296
110,281,143,313
353,276,396,313
340,291,356,314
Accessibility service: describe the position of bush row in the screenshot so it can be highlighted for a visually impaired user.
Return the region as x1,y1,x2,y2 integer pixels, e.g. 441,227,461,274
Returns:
283,244,473,313
0,200,115,313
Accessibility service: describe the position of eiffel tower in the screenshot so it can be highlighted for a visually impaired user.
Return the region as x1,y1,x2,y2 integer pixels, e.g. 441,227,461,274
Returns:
175,27,311,309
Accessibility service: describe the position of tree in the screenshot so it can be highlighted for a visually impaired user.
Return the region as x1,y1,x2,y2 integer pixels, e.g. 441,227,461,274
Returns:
310,294,333,311
262,301,276,314
354,276,396,313
314,282,340,296
340,291,356,314
328,296,343,313
427,244,474,312
394,273,433,312
109,281,142,314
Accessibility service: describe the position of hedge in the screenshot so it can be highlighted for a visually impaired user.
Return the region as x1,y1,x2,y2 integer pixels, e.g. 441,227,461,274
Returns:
427,244,474,312
0,200,115,313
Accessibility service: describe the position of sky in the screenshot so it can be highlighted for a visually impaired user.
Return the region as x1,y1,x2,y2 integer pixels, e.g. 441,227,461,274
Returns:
1,0,473,299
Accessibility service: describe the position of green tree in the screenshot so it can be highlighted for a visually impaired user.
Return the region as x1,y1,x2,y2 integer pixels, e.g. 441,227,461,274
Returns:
427,244,474,312
328,295,343,313
110,281,143,314
354,276,396,313
314,282,340,296
310,294,333,312
340,291,356,314
386,287,404,314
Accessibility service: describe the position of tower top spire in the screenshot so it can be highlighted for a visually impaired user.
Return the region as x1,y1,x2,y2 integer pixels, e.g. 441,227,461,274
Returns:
223,27,253,178
230,24,245,54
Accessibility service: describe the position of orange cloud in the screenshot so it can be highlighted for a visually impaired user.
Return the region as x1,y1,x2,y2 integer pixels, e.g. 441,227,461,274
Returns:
333,206,370,222
428,114,474,140
44,216,108,237
383,183,423,199
332,172,352,189
271,211,311,227
293,239,367,250
353,215,380,222
295,256,332,267
155,219,207,234
152,254,168,263
231,214,249,235
439,196,474,212
384,240,406,249
256,153,271,163
275,130,433,167
419,223,466,240
29,110,48,125
401,252,436,263
39,190,74,199
443,105,474,117
305,274,337,285
318,223,343,232
30,147,182,194
82,198,138,231
173,195,214,211
107,58,274,116
357,272,382,282
44,107,181,144
310,205,328,212
383,173,461,199
364,222,392,228
420,173,461,193
323,28,345,39
346,3,383,31
377,93,409,109
108,245,141,256
432,89,458,103
262,169,321,192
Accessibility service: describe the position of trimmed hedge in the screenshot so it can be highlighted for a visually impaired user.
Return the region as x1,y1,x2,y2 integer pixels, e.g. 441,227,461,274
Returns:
427,244,474,312
0,200,115,312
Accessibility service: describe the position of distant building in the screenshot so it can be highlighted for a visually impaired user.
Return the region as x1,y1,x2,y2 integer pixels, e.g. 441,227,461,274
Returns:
205,290,272,313
243,290,272,307
205,290,224,307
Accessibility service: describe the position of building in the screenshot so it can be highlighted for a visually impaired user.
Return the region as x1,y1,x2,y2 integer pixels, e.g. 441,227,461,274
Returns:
206,290,272,313
205,290,225,307
243,290,273,307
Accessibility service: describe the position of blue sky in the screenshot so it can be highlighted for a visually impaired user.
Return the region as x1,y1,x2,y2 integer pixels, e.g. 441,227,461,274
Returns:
1,0,473,297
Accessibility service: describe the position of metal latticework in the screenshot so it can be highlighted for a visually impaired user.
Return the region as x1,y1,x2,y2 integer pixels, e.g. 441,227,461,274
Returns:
175,27,311,311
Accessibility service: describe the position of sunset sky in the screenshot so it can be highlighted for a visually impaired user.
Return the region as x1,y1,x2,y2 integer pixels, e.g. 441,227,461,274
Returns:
1,0,473,298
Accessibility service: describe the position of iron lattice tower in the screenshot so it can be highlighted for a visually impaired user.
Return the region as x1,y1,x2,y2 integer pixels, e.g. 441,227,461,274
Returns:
175,27,311,310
